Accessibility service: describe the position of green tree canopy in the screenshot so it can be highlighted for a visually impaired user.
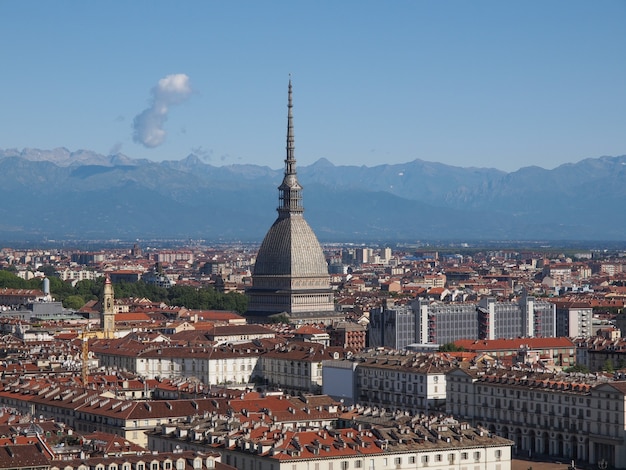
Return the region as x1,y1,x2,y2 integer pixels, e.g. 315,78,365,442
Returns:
563,364,589,374
439,342,466,352
0,269,248,315
63,295,87,310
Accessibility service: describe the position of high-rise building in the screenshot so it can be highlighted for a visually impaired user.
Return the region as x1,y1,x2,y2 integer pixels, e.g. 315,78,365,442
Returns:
370,295,556,348
246,81,340,324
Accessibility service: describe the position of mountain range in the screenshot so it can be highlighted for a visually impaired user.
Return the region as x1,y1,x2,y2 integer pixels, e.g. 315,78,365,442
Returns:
1,147,625,243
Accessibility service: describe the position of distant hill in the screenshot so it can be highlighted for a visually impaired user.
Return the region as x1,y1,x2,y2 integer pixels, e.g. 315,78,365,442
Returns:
1,147,625,242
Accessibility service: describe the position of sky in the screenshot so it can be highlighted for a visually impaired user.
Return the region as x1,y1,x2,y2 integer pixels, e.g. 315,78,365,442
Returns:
0,1,624,172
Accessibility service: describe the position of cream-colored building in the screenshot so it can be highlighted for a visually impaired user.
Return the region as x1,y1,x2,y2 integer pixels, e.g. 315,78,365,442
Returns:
447,365,626,468
258,343,348,395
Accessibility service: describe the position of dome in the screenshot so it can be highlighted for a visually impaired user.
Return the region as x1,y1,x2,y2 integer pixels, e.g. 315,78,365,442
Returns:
254,214,329,277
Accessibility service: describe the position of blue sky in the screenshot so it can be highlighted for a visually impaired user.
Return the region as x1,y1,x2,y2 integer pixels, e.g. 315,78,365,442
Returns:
0,1,624,172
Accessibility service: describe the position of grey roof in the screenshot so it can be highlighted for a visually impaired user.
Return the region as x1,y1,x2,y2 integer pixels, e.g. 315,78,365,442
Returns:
254,214,329,277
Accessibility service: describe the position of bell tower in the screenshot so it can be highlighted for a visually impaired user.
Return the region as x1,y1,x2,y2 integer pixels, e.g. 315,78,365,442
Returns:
102,274,116,338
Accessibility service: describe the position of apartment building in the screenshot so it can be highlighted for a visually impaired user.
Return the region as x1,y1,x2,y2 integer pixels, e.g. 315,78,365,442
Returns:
0,384,226,448
258,343,349,395
370,294,556,348
148,411,513,470
48,450,232,470
368,304,416,349
454,337,576,368
553,301,593,338
447,365,626,468
354,353,451,414
323,350,454,414
575,336,626,372
91,339,263,385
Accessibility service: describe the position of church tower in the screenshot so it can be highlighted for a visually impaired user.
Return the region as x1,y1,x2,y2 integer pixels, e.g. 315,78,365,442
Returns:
246,80,340,324
101,274,116,338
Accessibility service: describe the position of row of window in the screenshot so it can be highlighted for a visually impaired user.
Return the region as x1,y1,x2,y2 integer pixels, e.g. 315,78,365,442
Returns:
226,451,498,470
51,457,214,470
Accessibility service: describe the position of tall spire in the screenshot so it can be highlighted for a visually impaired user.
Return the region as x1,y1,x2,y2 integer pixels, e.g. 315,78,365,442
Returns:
278,77,303,218
286,77,296,175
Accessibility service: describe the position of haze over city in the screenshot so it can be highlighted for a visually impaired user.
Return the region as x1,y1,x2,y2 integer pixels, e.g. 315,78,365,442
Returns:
1,1,624,172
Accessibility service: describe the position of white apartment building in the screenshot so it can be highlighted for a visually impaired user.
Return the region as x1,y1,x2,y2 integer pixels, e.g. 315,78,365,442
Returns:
92,341,261,386
57,268,102,282
323,351,452,414
148,414,513,470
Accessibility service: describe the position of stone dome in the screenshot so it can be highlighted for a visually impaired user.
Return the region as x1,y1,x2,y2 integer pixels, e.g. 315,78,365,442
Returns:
253,214,329,277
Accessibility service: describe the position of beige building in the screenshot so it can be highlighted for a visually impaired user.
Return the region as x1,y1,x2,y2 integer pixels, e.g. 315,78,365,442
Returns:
0,384,225,448
447,365,626,468
258,343,348,394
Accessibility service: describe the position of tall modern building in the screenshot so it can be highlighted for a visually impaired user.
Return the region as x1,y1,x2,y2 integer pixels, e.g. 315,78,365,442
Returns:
246,81,340,324
369,294,556,348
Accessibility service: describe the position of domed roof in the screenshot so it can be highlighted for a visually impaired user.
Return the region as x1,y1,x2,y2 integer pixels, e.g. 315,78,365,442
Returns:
253,214,329,277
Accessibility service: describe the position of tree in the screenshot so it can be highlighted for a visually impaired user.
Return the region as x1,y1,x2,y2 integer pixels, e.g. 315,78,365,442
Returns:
602,359,615,373
167,285,248,313
63,295,86,310
0,270,31,289
74,278,104,301
439,342,466,352
563,364,589,374
267,313,290,324
45,276,76,303
37,265,57,277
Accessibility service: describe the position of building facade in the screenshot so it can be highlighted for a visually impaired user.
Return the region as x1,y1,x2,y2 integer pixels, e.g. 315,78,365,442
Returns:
370,295,556,348
447,366,626,468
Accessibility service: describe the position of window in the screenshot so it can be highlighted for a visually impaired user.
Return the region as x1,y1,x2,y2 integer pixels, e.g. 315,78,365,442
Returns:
461,453,468,460
394,457,401,465
474,452,481,460
422,455,429,464
409,456,416,464
435,454,442,462
355,461,362,469
495,450,502,460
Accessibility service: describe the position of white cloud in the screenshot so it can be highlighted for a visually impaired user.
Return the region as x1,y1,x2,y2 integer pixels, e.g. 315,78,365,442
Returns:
132,73,192,148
